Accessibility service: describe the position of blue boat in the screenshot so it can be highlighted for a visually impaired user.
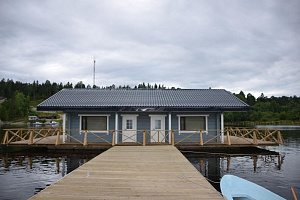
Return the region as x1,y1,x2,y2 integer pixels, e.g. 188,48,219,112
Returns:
220,175,286,200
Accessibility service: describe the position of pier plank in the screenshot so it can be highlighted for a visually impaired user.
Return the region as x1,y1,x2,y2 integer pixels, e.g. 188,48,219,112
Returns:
30,146,224,199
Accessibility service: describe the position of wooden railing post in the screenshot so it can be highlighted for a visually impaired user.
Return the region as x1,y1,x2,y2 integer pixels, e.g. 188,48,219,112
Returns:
263,129,267,141
28,131,33,145
227,157,231,172
55,130,60,145
277,131,284,145
253,131,258,145
199,131,203,146
112,131,115,146
199,158,203,173
83,130,88,146
226,131,231,145
171,131,175,145
143,131,146,146
2,131,9,144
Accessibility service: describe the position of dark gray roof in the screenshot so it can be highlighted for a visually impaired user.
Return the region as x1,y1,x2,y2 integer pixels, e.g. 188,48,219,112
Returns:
37,89,249,112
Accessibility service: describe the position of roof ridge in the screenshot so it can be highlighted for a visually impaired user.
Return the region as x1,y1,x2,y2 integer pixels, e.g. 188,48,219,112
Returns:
61,88,226,91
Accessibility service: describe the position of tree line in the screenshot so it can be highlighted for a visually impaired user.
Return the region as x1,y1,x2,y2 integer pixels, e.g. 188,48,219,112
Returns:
0,79,171,121
0,78,299,122
0,79,170,101
225,91,300,122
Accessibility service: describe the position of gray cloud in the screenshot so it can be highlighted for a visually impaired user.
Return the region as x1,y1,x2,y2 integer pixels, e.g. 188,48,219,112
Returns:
0,0,299,97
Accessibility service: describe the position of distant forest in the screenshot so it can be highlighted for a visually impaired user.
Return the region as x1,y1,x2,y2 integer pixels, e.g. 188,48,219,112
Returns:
0,78,299,123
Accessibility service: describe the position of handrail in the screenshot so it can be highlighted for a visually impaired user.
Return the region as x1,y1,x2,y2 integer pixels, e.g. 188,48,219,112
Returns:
2,128,284,146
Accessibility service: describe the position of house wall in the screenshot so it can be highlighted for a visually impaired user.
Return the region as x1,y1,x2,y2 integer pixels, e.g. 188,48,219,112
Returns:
67,112,115,143
171,112,220,143
116,112,169,143
66,111,222,144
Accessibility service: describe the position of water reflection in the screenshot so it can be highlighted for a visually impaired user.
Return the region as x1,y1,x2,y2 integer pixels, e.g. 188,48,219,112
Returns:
182,149,285,193
255,125,300,130
0,151,103,200
0,128,299,200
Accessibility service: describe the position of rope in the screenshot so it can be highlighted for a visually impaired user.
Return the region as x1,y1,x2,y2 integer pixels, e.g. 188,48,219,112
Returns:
167,149,223,196
205,177,220,184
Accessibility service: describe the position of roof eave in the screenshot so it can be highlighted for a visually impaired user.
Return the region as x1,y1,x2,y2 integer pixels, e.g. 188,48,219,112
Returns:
37,105,250,112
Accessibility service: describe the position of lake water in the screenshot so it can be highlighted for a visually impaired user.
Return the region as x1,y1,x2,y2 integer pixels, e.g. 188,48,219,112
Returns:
0,125,299,199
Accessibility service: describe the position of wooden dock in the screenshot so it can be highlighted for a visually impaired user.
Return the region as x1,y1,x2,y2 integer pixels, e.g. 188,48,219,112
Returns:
30,146,224,199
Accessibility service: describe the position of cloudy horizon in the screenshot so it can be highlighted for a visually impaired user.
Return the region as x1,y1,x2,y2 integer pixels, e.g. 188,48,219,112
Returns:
0,0,299,98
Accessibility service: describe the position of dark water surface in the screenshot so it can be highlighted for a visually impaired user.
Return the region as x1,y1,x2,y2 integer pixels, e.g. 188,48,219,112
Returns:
0,125,299,199
184,126,300,200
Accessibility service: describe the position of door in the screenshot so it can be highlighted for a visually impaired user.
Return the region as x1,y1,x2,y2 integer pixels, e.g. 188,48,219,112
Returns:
150,115,165,143
122,115,137,142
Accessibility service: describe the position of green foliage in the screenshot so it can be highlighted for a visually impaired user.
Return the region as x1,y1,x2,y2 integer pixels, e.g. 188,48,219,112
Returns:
104,82,167,90
1,79,299,123
0,78,70,101
74,81,85,88
226,91,300,123
0,91,30,121
0,100,10,121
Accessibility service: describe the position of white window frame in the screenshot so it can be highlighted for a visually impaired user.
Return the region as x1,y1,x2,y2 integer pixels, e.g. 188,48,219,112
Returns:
177,115,209,134
120,114,139,130
78,114,110,134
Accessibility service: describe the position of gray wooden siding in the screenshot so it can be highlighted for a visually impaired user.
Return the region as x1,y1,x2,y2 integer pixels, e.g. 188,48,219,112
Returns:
67,112,115,143
171,112,221,143
67,111,222,144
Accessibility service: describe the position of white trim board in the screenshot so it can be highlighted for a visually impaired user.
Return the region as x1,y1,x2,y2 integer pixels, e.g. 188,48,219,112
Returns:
78,114,110,134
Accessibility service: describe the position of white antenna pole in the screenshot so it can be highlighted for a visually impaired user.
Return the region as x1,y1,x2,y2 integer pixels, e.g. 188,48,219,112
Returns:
93,59,96,88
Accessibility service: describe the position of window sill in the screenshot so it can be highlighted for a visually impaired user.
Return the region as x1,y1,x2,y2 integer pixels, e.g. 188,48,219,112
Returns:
80,130,109,135
179,130,208,135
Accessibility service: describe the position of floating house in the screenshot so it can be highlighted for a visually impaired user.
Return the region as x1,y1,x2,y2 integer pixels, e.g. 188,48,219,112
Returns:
28,115,39,121
37,89,249,145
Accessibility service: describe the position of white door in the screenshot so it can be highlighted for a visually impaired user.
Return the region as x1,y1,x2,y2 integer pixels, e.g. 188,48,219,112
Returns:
150,115,165,143
122,115,137,142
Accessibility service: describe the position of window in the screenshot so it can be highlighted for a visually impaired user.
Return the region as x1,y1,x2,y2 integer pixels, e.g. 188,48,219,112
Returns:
155,120,162,129
81,116,108,131
126,119,133,129
178,115,208,132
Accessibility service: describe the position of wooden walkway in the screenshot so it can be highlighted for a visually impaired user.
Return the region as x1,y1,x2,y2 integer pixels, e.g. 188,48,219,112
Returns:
30,146,224,199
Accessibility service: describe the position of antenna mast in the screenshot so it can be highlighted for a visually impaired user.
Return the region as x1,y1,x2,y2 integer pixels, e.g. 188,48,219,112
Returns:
93,59,96,88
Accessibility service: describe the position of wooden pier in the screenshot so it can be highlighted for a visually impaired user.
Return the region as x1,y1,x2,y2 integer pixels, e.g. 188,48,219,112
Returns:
29,146,224,199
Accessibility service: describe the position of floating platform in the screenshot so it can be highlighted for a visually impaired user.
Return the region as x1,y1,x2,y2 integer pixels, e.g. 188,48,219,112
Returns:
2,128,284,150
29,146,224,199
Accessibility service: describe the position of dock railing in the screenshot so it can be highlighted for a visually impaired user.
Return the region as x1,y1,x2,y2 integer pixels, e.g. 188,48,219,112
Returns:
2,128,284,146
225,127,284,146
2,127,61,145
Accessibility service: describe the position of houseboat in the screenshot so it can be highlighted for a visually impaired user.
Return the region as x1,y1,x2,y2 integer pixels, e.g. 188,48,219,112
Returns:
36,88,250,145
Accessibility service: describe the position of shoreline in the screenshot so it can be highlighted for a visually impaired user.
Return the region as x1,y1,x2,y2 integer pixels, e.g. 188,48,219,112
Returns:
0,121,27,126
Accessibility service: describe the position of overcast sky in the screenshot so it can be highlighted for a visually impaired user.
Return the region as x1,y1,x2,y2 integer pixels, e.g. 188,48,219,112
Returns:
0,0,299,97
